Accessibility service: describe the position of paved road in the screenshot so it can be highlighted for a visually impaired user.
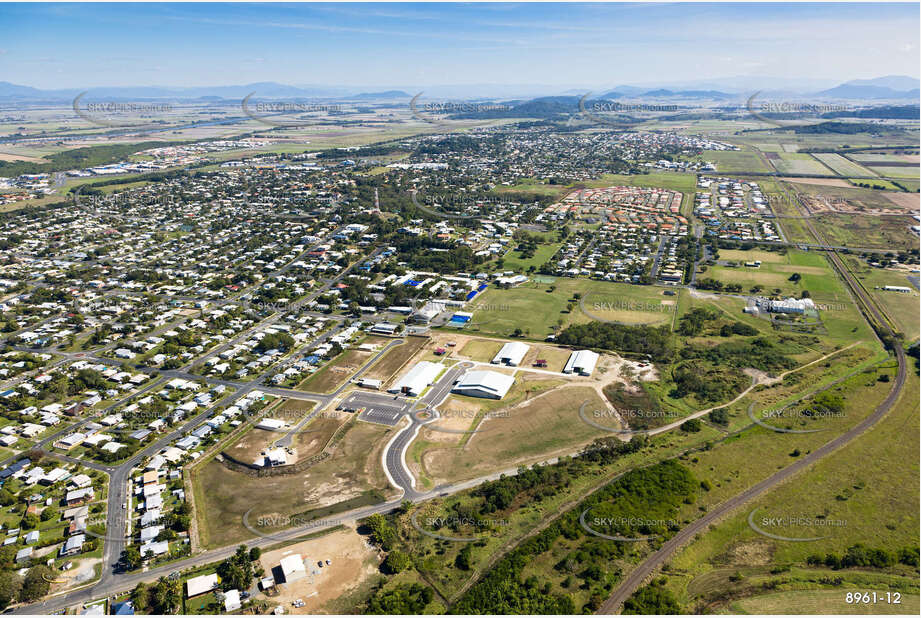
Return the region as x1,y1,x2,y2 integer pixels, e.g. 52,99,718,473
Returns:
380,362,472,499
648,237,667,280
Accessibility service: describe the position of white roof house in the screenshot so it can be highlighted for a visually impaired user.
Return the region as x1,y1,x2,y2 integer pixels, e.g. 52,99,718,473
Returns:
491,341,529,366
563,350,599,376
186,573,219,597
280,554,307,582
388,361,443,396
452,370,515,400
224,589,242,612
140,540,169,558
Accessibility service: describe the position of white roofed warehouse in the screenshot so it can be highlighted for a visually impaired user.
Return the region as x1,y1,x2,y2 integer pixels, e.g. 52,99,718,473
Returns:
563,350,599,376
279,554,307,582
452,370,515,400
388,361,444,396
491,341,529,366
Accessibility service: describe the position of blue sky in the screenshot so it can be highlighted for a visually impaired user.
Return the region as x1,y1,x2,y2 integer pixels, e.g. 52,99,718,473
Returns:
1,2,918,89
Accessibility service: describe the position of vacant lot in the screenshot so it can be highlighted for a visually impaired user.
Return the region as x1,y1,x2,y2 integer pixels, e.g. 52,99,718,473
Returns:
789,180,912,211
296,347,376,394
666,366,917,612
224,427,280,465
361,336,428,382
458,338,503,362
586,171,697,194
500,242,563,272
417,385,610,484
191,420,396,548
257,524,380,614
293,413,349,459
810,214,918,251
464,278,680,339
707,150,773,173
519,344,573,372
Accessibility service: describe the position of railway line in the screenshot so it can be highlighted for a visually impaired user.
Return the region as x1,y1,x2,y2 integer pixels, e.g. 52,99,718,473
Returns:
599,181,911,614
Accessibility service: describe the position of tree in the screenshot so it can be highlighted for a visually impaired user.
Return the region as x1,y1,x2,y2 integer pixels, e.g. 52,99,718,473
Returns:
40,507,59,522
131,582,150,613
19,565,53,602
365,514,397,551
622,579,679,614
152,577,181,614
0,545,17,569
0,571,22,610
21,512,40,530
217,546,255,591
249,547,262,562
455,545,473,571
0,489,14,506
382,550,412,574
121,546,143,570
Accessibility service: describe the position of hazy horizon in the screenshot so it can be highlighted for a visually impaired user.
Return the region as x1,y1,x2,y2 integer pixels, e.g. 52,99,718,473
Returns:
1,2,918,90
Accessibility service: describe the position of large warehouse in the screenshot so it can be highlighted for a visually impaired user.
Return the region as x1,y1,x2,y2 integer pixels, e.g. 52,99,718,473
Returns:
452,370,515,400
491,341,529,366
388,361,444,396
563,350,599,376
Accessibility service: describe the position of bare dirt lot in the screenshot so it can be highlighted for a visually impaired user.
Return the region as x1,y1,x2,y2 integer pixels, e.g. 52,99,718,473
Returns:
192,421,397,548
0,151,45,162
885,192,921,209
801,194,913,216
258,524,380,614
362,336,428,382
296,348,376,393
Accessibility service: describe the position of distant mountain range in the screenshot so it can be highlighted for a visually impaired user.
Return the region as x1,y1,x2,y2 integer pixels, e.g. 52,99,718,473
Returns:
0,81,410,102
0,76,917,103
816,76,920,100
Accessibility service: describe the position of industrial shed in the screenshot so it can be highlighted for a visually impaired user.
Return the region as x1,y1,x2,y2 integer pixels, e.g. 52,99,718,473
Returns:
452,370,515,400
388,361,444,396
491,341,529,366
563,350,599,376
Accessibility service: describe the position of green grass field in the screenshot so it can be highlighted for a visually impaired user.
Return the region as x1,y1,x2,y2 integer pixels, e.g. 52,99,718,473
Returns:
865,165,920,180
587,171,697,194
492,180,569,197
710,248,850,302
809,214,919,251
664,364,918,613
811,153,877,177
461,278,680,339
705,248,877,345
499,242,563,272
707,150,773,173
843,258,920,341
769,152,836,175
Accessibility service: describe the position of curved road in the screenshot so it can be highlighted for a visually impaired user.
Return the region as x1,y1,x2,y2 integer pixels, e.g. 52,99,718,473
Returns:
382,361,472,500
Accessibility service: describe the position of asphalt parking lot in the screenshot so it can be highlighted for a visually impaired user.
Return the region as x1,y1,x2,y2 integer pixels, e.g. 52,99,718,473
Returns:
342,391,412,426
